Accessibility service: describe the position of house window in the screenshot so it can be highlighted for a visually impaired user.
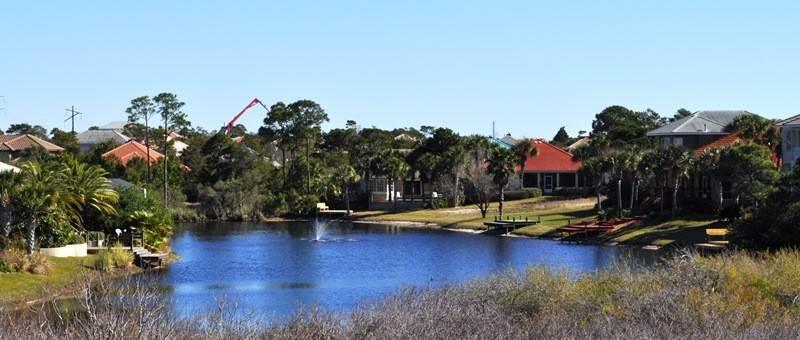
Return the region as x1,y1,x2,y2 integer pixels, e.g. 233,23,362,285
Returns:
672,137,683,146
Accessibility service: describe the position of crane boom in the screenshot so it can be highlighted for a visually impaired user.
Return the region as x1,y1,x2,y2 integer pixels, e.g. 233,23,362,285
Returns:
224,98,268,135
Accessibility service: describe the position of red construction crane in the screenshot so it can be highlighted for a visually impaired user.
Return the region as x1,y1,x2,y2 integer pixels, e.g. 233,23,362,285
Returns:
224,98,269,136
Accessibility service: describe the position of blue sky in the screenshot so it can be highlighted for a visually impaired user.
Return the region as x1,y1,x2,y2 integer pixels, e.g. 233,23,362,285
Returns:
1,1,799,139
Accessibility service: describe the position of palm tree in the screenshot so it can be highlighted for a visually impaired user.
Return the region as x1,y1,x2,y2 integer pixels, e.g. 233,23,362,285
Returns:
512,139,539,189
0,171,20,239
18,161,66,254
61,155,119,229
377,151,409,210
486,145,516,218
662,146,695,217
621,147,644,212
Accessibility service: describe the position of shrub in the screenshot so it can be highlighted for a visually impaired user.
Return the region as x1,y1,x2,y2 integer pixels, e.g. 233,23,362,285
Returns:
0,248,50,275
502,190,530,201
93,250,113,272
553,187,589,197
525,187,543,198
110,247,133,269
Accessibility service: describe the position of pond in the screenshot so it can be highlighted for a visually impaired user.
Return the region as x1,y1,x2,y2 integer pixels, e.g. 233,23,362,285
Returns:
143,220,658,319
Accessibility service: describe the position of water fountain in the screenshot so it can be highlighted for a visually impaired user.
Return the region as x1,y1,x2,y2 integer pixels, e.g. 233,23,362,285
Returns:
313,217,327,242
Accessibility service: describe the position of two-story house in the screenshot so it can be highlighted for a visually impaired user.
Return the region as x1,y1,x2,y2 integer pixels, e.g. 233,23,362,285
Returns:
646,110,756,208
778,114,800,171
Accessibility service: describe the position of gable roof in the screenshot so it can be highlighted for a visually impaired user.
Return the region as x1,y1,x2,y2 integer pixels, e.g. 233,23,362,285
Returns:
692,133,743,156
777,114,800,127
566,136,590,151
500,134,519,146
77,129,130,145
98,121,129,131
647,110,755,136
102,140,163,166
0,134,64,152
520,139,582,172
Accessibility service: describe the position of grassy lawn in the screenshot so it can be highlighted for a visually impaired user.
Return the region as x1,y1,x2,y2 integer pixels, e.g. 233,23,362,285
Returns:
0,255,95,305
352,197,598,235
596,215,723,247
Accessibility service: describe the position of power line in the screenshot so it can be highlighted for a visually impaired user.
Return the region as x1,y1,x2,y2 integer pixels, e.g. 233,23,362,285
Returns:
64,106,84,133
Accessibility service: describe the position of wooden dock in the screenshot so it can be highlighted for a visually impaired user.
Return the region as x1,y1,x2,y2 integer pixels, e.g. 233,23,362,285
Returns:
482,216,538,235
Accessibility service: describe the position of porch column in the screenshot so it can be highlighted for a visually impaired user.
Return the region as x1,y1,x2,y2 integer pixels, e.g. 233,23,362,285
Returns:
556,173,560,188
537,173,541,188
575,173,579,188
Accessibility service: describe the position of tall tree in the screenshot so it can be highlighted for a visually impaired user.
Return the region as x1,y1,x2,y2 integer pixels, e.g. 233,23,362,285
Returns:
409,128,466,207
670,108,693,122
464,135,494,218
0,171,20,240
486,145,516,218
716,143,780,214
153,93,188,209
376,151,409,210
49,128,79,155
511,139,539,189
551,126,571,147
6,123,47,138
18,161,65,254
126,96,156,181
726,115,781,151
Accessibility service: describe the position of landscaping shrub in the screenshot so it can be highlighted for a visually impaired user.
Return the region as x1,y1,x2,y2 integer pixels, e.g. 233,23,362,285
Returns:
93,250,113,272
525,187,543,198
0,248,50,274
553,187,589,197
502,190,530,201
110,247,133,269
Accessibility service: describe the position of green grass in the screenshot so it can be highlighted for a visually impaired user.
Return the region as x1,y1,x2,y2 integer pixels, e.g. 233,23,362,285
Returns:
353,198,724,248
0,255,95,305
352,197,597,235
596,215,722,247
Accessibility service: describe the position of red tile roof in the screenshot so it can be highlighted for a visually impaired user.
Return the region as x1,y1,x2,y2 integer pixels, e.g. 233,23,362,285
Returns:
519,139,582,172
0,134,64,152
692,134,742,156
102,140,164,166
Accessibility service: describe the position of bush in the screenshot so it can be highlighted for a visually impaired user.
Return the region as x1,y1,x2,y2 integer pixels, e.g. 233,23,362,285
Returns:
110,247,133,269
0,248,50,275
94,250,112,272
525,187,543,198
554,187,589,197
502,190,530,201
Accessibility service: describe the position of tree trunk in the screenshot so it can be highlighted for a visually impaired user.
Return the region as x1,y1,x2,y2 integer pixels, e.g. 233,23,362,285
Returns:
617,179,623,218
498,186,505,218
163,118,169,210
1,206,11,238
452,172,460,207
629,179,636,211
594,174,602,210
282,147,288,188
660,174,666,214
145,118,151,182
344,186,351,214
26,216,37,255
672,177,679,218
519,164,525,190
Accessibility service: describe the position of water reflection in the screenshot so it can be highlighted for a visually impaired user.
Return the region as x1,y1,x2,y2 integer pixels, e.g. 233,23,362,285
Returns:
144,221,657,318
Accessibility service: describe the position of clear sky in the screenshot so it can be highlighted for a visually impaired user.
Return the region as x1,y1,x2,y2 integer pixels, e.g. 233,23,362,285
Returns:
1,1,798,139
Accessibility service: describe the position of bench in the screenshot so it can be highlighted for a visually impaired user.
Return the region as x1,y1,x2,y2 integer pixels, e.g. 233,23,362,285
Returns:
316,203,329,211
695,228,729,251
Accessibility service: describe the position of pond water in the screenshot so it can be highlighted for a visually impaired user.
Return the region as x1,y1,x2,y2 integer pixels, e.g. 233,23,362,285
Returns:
143,220,657,318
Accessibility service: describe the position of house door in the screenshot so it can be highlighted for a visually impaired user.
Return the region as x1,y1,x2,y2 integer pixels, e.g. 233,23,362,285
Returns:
543,175,554,193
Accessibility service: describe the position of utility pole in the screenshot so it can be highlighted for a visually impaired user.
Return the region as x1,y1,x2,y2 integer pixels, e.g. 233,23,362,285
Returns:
64,106,84,133
492,121,496,139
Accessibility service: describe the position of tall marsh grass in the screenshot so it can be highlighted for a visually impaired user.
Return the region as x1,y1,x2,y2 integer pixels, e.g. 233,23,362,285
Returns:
2,250,800,339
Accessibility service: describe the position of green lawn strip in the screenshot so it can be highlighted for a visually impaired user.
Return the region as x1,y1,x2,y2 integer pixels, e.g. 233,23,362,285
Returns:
598,216,722,247
0,256,95,305
353,197,597,232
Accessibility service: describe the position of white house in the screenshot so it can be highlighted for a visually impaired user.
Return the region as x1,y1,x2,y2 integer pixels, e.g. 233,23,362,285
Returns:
778,114,800,171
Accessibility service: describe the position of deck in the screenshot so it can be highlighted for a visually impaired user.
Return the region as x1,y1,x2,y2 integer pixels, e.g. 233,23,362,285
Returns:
482,216,539,235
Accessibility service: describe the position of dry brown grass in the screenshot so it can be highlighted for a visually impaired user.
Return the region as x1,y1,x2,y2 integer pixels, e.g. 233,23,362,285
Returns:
2,250,800,339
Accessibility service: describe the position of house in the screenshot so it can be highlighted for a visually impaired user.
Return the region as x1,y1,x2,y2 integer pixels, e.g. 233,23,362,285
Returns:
77,129,130,152
0,134,64,162
367,170,434,210
167,131,189,156
646,110,756,208
102,140,164,167
520,139,586,193
778,114,800,171
566,136,591,152
0,161,20,173
646,110,754,148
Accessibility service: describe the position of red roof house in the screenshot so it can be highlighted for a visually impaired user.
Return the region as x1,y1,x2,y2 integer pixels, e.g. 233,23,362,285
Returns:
102,140,163,166
0,134,64,162
518,139,585,193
